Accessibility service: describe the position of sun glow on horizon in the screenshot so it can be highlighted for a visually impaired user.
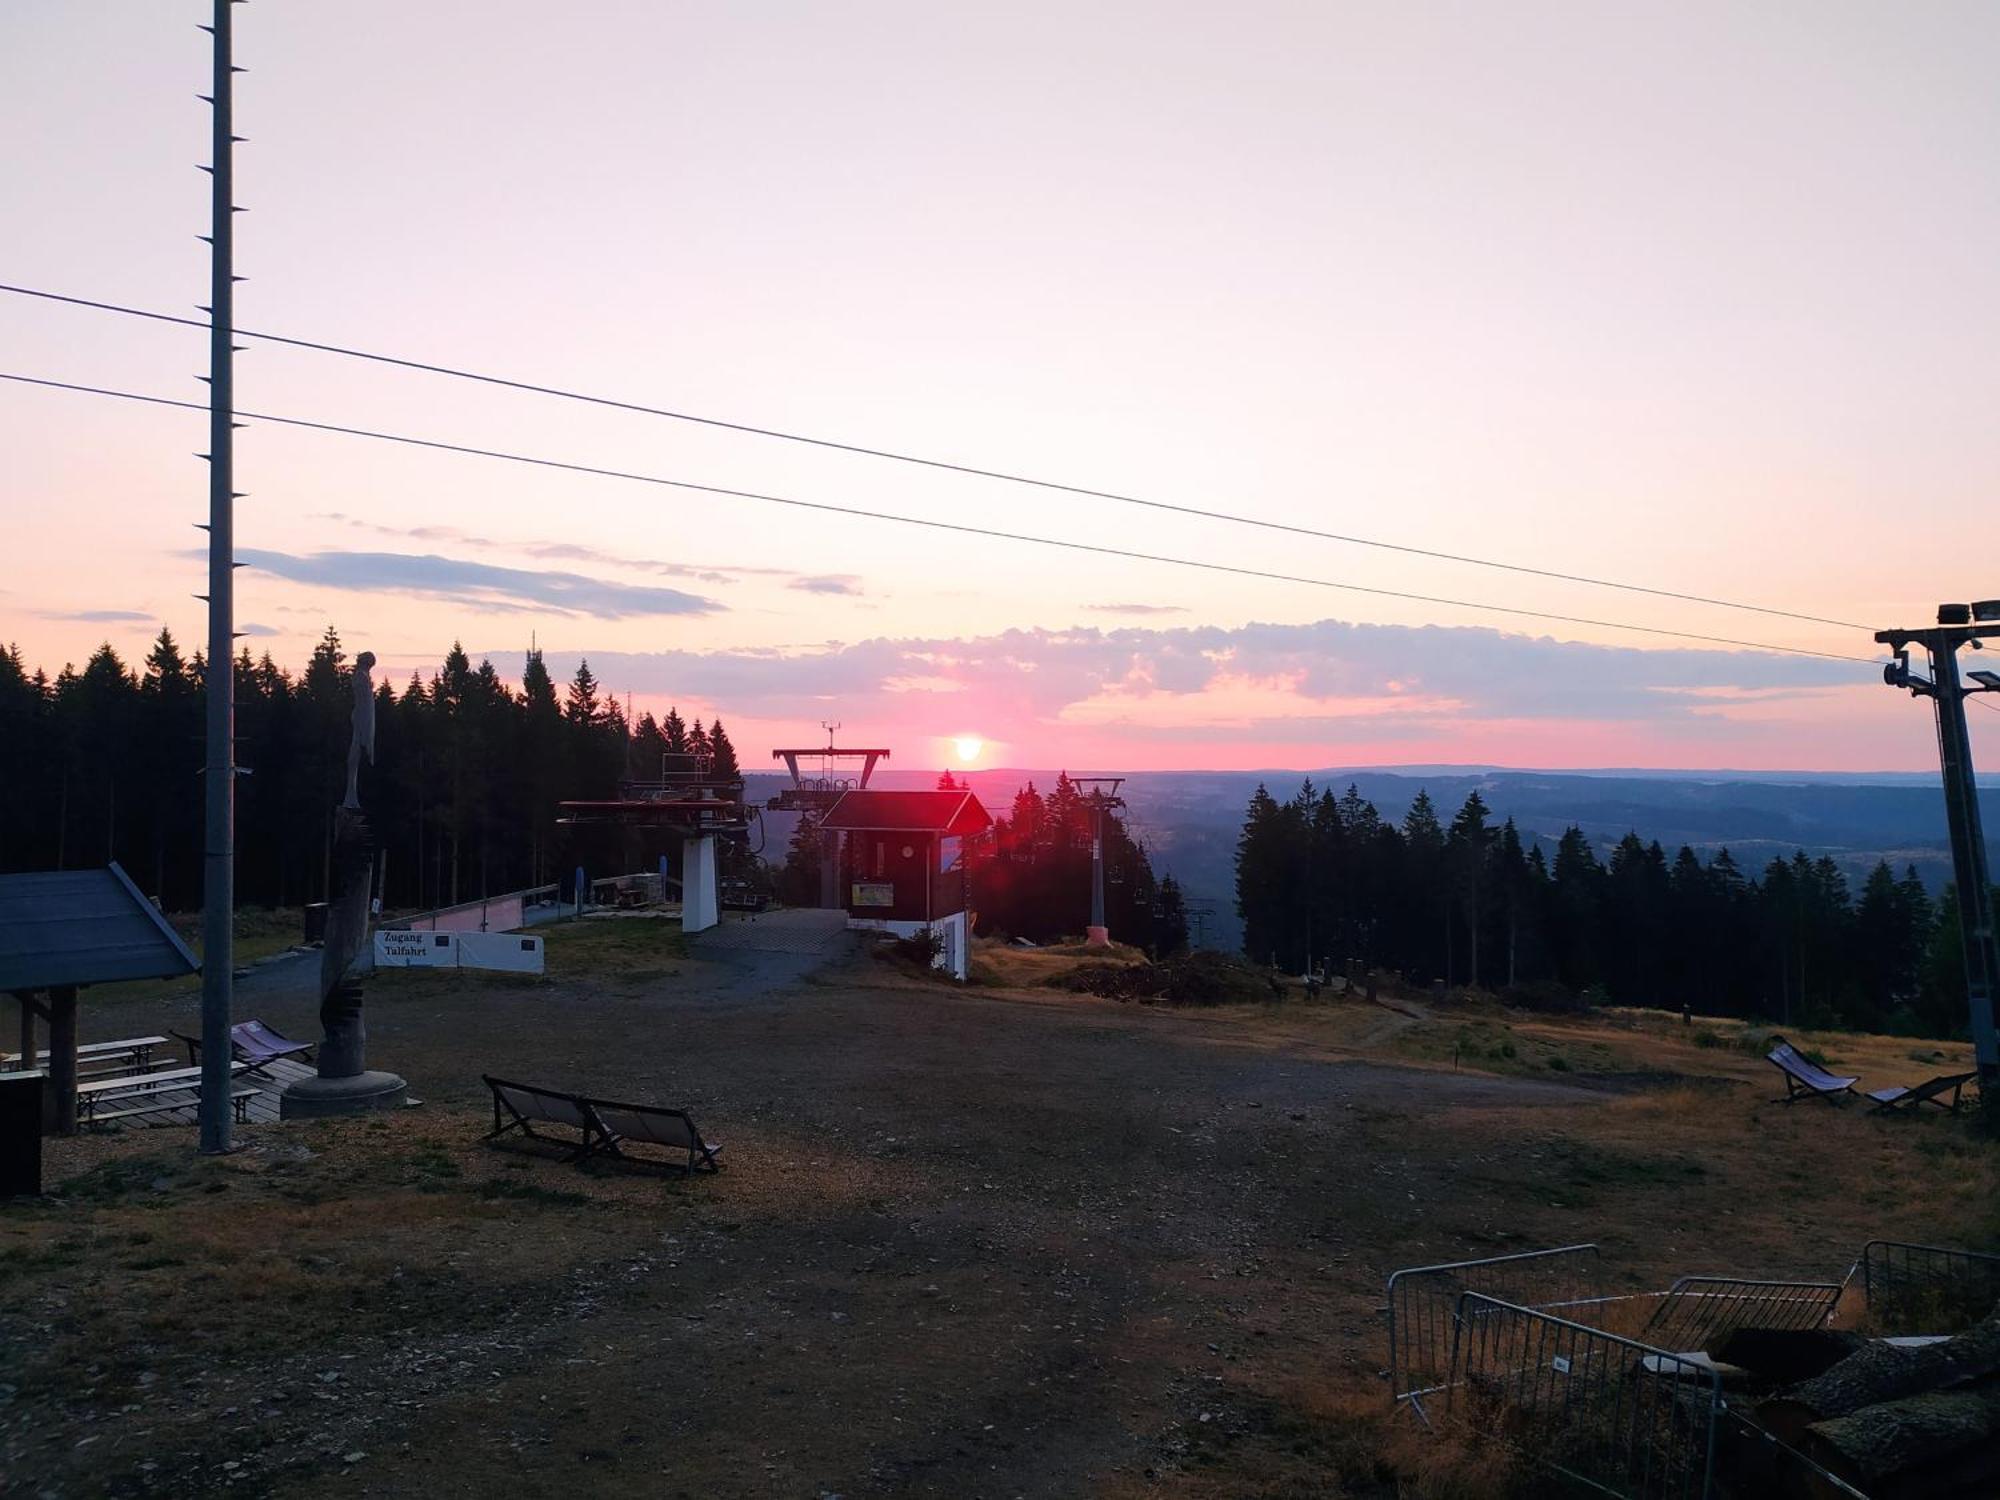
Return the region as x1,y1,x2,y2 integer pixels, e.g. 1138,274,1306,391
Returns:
953,735,984,764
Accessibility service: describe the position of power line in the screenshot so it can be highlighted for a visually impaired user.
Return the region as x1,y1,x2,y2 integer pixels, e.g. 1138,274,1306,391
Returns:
2,369,1877,667
0,281,1870,632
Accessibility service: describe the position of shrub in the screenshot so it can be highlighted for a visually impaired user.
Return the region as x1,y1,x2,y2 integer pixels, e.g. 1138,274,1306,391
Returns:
1046,949,1271,1006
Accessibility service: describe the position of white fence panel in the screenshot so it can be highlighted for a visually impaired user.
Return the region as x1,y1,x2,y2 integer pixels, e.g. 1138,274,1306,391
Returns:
457,933,545,974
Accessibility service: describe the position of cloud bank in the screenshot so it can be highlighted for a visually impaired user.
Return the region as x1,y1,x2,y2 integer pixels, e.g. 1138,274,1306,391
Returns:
493,616,1867,746
239,549,719,619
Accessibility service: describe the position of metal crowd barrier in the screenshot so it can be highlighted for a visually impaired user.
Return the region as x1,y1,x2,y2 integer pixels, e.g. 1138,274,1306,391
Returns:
1385,1244,1604,1422
1640,1276,1843,1355
1858,1240,2000,1334
1448,1293,1721,1500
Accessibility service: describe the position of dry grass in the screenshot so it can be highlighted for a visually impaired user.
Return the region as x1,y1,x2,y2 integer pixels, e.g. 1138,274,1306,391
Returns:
9,939,2000,1497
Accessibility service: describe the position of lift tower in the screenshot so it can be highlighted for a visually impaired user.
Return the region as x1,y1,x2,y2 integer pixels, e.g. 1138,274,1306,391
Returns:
1071,777,1127,947
768,728,892,908
1878,601,2000,1087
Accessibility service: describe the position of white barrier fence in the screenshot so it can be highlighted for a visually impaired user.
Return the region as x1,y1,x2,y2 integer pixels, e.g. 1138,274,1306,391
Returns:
374,929,545,975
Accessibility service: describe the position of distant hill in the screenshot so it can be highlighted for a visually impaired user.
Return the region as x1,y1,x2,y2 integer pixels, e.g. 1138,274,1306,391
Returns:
745,766,1997,956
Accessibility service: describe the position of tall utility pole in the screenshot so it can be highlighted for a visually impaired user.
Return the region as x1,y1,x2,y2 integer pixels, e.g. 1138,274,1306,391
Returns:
197,0,240,1154
1878,601,2000,1088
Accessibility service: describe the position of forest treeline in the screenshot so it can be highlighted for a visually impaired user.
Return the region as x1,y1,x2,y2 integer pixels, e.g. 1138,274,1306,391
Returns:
1235,780,1994,1036
0,629,742,913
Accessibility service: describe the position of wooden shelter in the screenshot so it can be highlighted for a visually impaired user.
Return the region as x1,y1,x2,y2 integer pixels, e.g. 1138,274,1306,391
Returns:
0,864,199,1134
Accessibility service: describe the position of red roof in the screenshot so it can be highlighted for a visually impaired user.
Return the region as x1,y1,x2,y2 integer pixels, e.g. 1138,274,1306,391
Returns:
819,789,991,836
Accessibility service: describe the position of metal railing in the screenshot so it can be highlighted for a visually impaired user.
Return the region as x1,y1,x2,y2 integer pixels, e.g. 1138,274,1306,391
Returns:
1386,1244,1603,1420
1447,1293,1720,1500
1858,1240,2000,1334
1640,1276,1842,1355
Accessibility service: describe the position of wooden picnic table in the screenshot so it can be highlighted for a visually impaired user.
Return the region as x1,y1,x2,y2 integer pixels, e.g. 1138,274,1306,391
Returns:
4,1035,168,1073
75,1062,249,1122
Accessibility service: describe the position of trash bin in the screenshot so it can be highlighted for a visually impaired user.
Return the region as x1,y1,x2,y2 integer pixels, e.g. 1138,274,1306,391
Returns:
303,902,329,945
0,1070,45,1198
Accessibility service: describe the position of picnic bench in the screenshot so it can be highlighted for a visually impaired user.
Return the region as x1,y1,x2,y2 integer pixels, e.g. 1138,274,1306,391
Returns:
483,1075,723,1178
76,1063,256,1124
1866,1071,1978,1116
4,1035,168,1074
1765,1036,1859,1104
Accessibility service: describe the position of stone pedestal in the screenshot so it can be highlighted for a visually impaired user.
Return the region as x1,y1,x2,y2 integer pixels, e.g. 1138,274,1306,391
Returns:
1085,925,1111,947
281,1069,407,1118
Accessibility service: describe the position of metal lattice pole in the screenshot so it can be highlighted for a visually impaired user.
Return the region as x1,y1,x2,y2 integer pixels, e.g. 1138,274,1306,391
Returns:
1879,606,2000,1087
197,0,239,1153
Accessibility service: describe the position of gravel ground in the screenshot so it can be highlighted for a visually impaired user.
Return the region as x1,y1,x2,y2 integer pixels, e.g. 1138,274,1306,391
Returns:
6,925,1984,1499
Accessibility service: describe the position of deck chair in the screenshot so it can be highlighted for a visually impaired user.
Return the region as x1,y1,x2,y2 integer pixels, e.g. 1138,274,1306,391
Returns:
1765,1036,1859,1104
174,1019,315,1071
1866,1071,1977,1116
482,1076,607,1162
585,1097,723,1178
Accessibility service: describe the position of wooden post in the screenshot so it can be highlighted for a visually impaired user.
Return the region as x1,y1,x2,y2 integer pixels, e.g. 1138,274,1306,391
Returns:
15,992,33,1072
47,986,78,1137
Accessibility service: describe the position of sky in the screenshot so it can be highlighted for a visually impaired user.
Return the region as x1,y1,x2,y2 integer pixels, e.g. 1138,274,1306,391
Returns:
4,1,1998,773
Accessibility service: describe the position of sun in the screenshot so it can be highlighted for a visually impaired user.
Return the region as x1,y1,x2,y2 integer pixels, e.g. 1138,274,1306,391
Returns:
952,735,983,764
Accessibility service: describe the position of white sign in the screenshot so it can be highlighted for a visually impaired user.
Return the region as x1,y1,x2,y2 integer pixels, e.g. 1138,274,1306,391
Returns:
375,930,458,967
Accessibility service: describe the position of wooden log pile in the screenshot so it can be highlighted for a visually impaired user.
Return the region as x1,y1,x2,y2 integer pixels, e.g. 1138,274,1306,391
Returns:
1723,1306,2000,1497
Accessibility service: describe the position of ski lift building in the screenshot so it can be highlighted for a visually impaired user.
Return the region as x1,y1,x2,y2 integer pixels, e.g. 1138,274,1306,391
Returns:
820,788,991,980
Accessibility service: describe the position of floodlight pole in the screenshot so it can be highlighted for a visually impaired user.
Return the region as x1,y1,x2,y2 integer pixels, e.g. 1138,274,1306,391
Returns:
1878,604,2000,1087
197,0,240,1154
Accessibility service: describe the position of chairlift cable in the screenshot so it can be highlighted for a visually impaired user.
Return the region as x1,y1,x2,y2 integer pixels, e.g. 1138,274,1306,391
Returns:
0,281,1870,631
0,370,1878,667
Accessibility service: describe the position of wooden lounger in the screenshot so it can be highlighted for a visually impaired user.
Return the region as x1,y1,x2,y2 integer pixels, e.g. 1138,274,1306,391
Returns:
1866,1071,1978,1116
173,1019,315,1071
1765,1036,1859,1104
482,1075,607,1162
481,1076,721,1178
588,1098,723,1178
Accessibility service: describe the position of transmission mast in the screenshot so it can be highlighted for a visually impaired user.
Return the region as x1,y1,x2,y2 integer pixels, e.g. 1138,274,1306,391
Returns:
1878,600,2000,1087
197,0,242,1155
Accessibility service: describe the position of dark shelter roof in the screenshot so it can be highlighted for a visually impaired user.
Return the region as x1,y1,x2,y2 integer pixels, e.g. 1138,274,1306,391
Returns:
819,789,992,837
0,864,200,992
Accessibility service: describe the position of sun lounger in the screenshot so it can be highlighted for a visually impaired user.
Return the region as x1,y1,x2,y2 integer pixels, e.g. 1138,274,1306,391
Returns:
588,1098,723,1178
481,1076,722,1178
482,1076,607,1162
173,1019,316,1070
1865,1071,1977,1115
1765,1036,1858,1104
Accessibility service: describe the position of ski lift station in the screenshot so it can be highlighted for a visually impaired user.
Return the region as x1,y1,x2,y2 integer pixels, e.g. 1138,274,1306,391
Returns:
820,788,991,980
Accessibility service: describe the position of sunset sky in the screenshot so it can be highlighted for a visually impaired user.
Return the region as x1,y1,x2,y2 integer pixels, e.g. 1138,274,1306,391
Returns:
5,2,1998,772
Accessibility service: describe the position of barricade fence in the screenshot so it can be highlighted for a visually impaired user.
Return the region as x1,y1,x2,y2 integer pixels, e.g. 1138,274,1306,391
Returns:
1639,1276,1844,1356
1385,1244,1603,1421
1446,1294,1720,1500
1858,1240,2000,1334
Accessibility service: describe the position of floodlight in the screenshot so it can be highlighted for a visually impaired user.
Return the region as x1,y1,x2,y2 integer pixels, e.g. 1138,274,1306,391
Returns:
1970,670,2000,690
1939,603,1973,625
1973,600,2000,623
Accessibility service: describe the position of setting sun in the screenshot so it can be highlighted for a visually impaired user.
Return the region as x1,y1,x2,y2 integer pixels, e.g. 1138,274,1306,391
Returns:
953,735,983,764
